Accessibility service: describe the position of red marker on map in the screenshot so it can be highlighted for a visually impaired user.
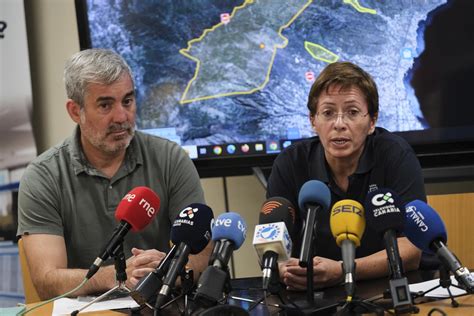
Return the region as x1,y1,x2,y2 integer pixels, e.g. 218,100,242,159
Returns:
220,13,231,24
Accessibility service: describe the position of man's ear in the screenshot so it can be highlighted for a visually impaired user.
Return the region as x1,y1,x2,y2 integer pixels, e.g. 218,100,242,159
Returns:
66,99,82,124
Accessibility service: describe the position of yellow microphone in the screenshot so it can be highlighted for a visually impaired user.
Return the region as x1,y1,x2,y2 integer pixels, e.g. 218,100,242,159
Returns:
330,199,365,300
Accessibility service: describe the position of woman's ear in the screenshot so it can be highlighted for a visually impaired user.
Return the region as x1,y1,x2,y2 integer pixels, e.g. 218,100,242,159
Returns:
368,112,378,135
309,113,317,130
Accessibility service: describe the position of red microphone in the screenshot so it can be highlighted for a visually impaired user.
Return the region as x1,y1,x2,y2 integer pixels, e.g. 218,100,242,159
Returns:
86,186,160,279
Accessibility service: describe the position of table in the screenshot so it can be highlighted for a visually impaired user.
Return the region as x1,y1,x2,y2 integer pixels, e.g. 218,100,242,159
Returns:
24,271,474,315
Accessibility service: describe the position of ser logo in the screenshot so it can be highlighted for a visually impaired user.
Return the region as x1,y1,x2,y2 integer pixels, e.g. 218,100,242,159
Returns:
332,204,363,216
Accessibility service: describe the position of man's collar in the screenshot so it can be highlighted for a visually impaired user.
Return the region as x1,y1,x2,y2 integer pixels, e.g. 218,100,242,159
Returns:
69,126,88,175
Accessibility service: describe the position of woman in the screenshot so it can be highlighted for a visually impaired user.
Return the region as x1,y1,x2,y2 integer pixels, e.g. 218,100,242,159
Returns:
267,61,425,290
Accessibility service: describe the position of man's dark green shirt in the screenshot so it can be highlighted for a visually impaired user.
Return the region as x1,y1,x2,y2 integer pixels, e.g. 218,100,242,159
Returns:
17,127,205,268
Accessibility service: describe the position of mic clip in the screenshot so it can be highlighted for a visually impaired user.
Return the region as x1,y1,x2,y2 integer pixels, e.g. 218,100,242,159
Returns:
194,265,232,308
73,243,133,315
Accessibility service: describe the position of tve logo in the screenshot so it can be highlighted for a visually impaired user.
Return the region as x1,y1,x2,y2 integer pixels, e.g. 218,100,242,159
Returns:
214,214,247,238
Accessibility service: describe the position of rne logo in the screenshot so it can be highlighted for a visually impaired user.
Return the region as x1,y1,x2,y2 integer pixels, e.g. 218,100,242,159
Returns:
139,198,156,218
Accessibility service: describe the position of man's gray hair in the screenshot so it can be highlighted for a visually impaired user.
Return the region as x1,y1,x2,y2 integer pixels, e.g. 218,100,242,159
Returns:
64,49,134,107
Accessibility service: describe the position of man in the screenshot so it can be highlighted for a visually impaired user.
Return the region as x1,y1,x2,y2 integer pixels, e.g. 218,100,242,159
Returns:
267,61,425,290
17,49,210,299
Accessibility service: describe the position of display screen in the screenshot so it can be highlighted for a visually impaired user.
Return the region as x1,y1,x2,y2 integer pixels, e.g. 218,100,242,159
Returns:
76,0,474,176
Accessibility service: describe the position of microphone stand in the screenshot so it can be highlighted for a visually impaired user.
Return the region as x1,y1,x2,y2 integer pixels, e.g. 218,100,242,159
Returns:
414,265,464,307
71,243,132,315
154,268,195,316
333,261,387,316
279,207,338,315
300,206,317,304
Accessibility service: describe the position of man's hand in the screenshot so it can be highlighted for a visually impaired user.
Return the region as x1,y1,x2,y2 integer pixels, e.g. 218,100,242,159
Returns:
126,248,166,287
279,257,343,291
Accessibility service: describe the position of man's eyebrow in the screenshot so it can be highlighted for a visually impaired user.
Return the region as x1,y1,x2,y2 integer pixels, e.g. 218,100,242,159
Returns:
95,90,134,102
96,96,115,102
123,91,135,98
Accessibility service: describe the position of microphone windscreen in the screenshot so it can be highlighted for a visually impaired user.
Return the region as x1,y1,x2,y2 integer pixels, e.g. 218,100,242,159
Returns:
211,212,247,249
297,180,331,213
330,199,365,247
259,197,296,233
115,186,160,231
171,203,214,254
364,188,405,234
405,200,447,254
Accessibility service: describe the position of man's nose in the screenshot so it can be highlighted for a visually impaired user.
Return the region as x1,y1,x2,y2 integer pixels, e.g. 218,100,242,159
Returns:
111,104,128,122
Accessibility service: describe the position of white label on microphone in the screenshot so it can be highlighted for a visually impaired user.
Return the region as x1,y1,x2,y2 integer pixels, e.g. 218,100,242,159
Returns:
253,222,292,261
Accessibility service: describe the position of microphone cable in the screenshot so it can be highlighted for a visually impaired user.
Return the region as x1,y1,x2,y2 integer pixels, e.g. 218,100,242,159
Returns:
18,278,88,315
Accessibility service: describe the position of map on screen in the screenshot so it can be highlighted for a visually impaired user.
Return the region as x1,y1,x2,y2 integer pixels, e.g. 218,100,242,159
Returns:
86,0,447,155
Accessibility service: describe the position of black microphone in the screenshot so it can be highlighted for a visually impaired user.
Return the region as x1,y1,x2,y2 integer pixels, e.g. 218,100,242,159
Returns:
130,244,177,306
86,187,160,279
259,196,296,233
155,203,213,309
194,212,247,307
364,189,413,313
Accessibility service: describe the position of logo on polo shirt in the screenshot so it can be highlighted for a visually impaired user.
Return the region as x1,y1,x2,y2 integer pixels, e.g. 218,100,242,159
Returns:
368,184,378,193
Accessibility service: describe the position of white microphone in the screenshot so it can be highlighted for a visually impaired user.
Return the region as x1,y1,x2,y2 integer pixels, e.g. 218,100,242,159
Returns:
253,222,292,290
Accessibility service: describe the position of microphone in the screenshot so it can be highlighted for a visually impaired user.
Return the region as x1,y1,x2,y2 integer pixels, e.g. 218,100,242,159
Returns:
298,180,331,267
405,200,474,292
86,186,160,279
155,203,213,309
195,212,247,307
259,197,296,234
364,189,413,312
130,244,177,306
254,197,295,290
329,199,365,299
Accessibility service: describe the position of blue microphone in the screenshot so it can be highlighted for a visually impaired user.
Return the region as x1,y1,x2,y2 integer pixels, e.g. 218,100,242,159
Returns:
298,180,331,213
298,180,331,267
405,200,473,292
195,212,247,307
209,212,247,268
